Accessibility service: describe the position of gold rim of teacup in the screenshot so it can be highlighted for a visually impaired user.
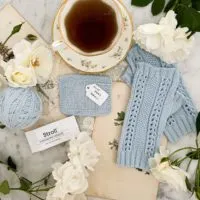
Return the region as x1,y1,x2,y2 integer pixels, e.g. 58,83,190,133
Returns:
58,0,124,57
52,0,134,73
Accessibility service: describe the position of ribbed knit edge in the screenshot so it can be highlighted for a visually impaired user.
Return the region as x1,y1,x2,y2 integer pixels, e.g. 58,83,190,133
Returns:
117,149,150,170
165,111,197,143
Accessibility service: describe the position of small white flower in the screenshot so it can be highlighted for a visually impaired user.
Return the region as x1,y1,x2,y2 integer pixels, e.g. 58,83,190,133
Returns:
134,10,194,64
149,146,189,192
3,61,37,88
52,161,88,198
68,132,100,171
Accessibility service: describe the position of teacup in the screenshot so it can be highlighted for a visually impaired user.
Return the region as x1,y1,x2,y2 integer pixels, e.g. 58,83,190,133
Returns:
53,0,123,56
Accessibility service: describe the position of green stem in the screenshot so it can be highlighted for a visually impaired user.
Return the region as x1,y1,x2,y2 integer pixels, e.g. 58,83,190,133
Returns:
36,85,55,105
169,147,196,158
187,32,195,39
30,193,45,200
29,186,54,193
186,159,192,172
3,34,13,45
196,137,199,148
31,183,44,190
177,157,189,166
10,186,54,193
32,173,51,186
171,0,179,10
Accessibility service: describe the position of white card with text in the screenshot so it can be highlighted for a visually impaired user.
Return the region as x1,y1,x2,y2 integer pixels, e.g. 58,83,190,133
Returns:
25,116,80,153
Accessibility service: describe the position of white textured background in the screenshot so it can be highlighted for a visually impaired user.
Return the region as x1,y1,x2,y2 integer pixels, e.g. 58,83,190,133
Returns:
0,0,200,200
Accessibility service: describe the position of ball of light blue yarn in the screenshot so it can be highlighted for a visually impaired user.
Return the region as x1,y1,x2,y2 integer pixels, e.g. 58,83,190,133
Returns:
0,87,42,129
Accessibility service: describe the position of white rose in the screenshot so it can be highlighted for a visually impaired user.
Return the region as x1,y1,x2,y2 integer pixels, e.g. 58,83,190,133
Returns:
134,24,163,51
68,132,100,171
13,39,32,66
134,10,194,64
30,43,53,84
52,161,88,197
149,146,188,192
46,189,87,200
159,10,177,29
12,39,53,84
4,61,37,88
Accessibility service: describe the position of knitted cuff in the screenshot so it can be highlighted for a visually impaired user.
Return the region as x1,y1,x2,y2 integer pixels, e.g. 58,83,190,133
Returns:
122,44,175,86
117,62,180,170
165,109,197,143
118,148,150,170
165,79,198,143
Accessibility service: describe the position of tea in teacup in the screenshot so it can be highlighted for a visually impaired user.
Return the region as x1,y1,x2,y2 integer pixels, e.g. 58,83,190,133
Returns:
59,0,122,55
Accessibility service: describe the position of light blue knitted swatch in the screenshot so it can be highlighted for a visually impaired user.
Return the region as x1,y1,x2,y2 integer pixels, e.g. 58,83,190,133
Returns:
122,44,197,143
0,87,42,129
59,75,112,116
117,45,198,170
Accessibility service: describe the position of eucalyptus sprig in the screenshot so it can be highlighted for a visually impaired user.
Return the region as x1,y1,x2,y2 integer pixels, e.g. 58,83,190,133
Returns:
131,0,200,37
0,157,53,200
114,111,125,126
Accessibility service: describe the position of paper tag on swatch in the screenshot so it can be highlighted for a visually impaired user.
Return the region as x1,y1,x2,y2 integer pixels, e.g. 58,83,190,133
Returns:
25,116,80,153
86,84,109,106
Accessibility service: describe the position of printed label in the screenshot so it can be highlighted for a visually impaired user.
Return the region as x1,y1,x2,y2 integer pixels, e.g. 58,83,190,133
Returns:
25,116,79,153
86,84,109,106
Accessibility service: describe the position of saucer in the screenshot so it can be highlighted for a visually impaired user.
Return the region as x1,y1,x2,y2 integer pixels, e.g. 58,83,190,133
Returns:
52,0,133,73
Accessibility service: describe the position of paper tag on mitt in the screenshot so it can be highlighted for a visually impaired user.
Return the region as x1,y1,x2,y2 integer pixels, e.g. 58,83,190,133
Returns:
86,84,109,106
25,116,80,153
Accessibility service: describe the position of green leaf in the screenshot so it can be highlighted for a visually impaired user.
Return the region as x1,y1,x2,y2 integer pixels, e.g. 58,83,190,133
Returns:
25,34,37,42
115,111,125,122
0,180,10,195
175,4,200,32
196,191,200,200
192,0,200,11
196,112,200,135
186,177,193,192
20,177,32,191
186,151,199,159
164,0,177,12
152,0,165,15
7,156,17,171
160,157,169,163
131,0,153,7
3,23,24,45
0,122,5,129
180,0,192,6
11,23,24,35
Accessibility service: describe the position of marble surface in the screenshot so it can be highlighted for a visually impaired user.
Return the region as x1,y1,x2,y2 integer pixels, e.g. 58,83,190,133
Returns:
0,0,200,200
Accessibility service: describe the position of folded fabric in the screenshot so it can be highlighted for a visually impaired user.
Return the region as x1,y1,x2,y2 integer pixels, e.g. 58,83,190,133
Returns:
117,44,198,170
122,44,197,143
59,75,112,117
